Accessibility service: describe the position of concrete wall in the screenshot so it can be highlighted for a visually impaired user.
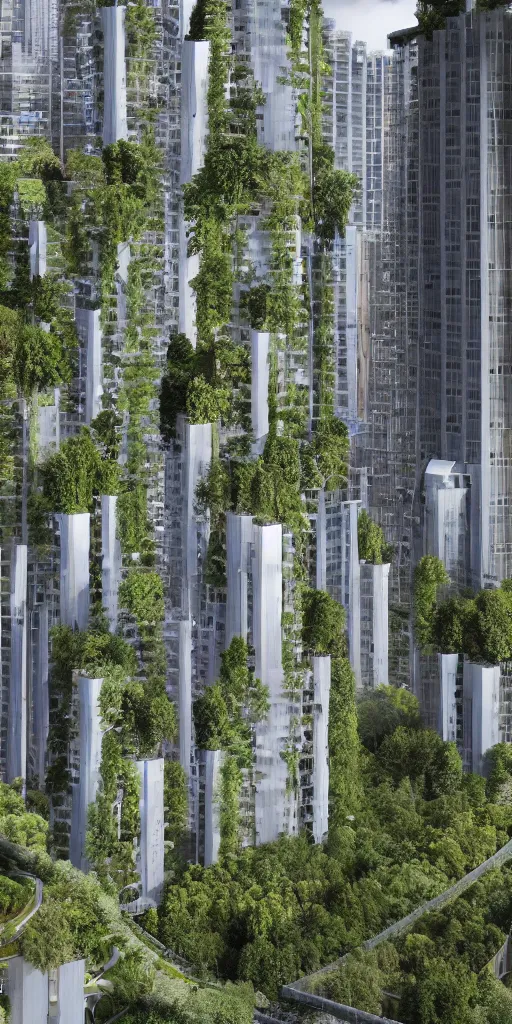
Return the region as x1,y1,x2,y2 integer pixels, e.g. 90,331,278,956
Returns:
203,748,224,867
102,494,121,630
317,495,361,686
7,544,27,782
70,676,103,871
178,617,192,780
312,656,330,844
463,661,500,774
136,758,165,905
53,959,85,1024
101,5,128,145
439,652,458,743
424,460,468,584
33,600,49,787
253,524,298,844
179,41,209,345
360,561,389,688
249,0,297,152
8,956,48,1024
181,418,212,616
76,307,103,426
37,389,60,460
57,513,90,631
372,562,389,687
226,512,253,645
251,330,270,442
28,219,47,278
180,41,209,185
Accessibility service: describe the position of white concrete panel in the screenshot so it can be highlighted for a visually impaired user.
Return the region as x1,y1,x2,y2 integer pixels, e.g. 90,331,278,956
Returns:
463,661,500,775
116,241,131,325
253,524,298,844
424,459,468,583
316,488,327,592
76,307,103,425
37,390,60,460
312,656,330,844
101,6,128,145
8,957,48,1024
250,331,270,441
372,562,389,687
136,758,165,905
34,600,49,787
179,617,192,779
204,748,224,866
28,219,47,279
178,217,199,345
347,501,361,687
318,497,360,686
249,1,297,152
102,495,121,630
8,544,27,782
182,419,212,615
57,513,90,631
55,960,85,1024
180,41,209,185
181,0,196,39
439,652,458,743
344,225,358,424
70,676,103,871
226,513,254,644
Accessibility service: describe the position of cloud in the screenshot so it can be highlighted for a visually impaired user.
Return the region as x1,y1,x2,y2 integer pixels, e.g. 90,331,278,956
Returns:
324,0,418,50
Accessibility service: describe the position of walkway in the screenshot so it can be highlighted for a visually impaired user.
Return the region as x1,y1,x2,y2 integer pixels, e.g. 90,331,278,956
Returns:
284,834,512,995
0,871,43,944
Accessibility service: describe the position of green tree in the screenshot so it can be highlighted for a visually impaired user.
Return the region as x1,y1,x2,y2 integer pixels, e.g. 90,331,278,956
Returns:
432,595,470,654
103,946,155,1001
357,685,421,752
376,727,463,799
21,898,75,971
193,685,232,750
312,148,359,243
328,658,362,832
357,509,393,564
320,947,391,1014
414,556,450,651
164,761,189,850
119,570,164,627
302,589,346,658
41,429,104,513
464,587,512,665
399,940,478,1024
312,415,349,489
186,374,230,425
485,743,512,802
160,333,196,439
14,323,70,395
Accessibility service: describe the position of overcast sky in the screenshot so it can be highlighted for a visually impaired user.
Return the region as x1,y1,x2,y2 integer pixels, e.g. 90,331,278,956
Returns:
323,0,418,51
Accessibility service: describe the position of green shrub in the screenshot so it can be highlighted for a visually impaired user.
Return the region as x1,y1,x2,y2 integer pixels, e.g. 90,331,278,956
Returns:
358,510,393,564
302,588,346,658
413,555,449,651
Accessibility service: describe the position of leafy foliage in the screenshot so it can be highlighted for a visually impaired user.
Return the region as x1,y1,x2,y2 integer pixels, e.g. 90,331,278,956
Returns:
357,685,421,753
312,145,359,243
41,428,118,513
193,637,268,766
302,588,346,658
328,658,362,835
358,509,393,564
413,556,450,651
321,862,512,1024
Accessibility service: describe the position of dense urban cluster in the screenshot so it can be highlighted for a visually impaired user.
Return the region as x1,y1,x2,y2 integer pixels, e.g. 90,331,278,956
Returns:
1,0,512,1021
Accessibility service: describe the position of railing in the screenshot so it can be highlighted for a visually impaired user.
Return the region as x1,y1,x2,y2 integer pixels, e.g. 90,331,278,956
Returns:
281,834,512,1022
